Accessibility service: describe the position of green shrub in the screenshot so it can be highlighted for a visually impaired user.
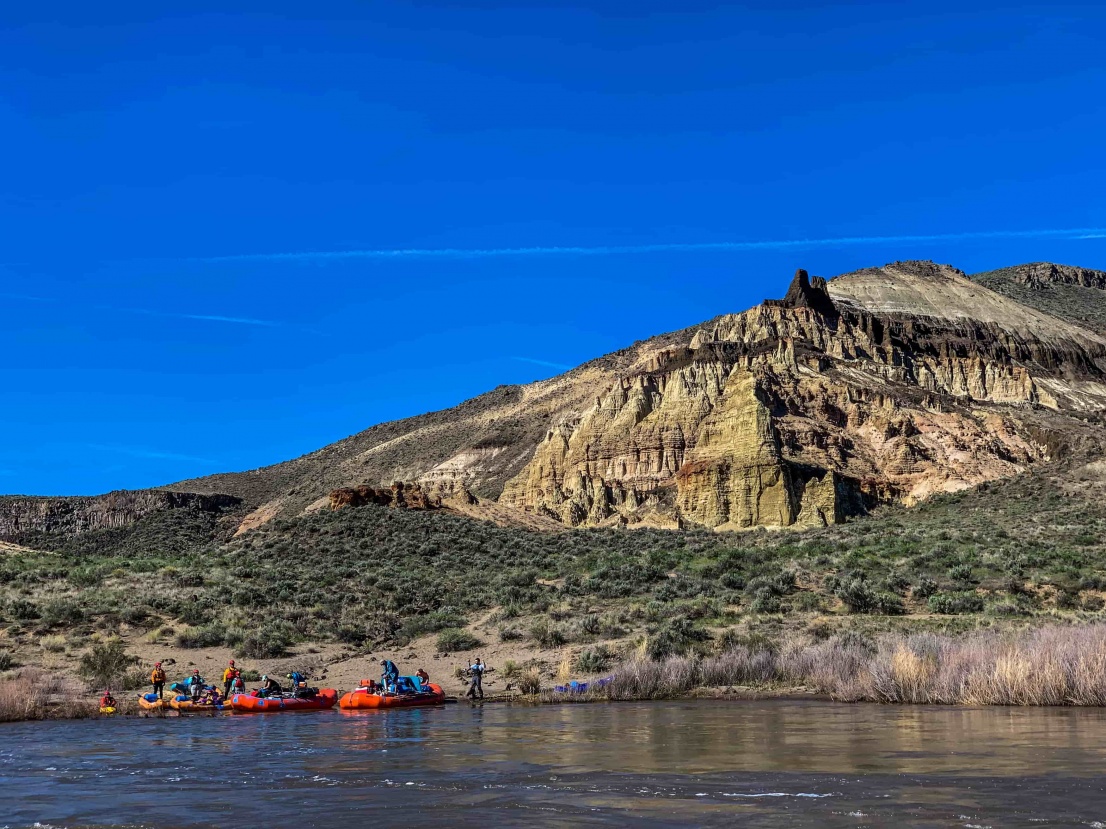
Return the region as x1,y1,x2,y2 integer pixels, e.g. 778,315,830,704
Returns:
498,626,523,642
948,564,975,583
78,640,137,687
912,577,939,599
574,645,613,674
435,628,482,652
530,620,567,648
8,599,39,621
647,617,710,659
41,599,84,628
235,624,294,659
0,650,14,671
174,625,224,649
398,607,466,642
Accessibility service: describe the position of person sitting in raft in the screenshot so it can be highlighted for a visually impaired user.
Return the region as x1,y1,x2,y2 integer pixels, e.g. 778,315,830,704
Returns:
258,674,283,698
188,670,205,701
100,690,116,709
222,660,237,700
150,662,166,700
200,686,222,706
380,659,399,693
415,668,430,688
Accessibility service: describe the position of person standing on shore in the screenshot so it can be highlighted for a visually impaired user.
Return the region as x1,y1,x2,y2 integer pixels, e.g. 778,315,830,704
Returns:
222,660,237,700
150,662,166,700
466,658,486,699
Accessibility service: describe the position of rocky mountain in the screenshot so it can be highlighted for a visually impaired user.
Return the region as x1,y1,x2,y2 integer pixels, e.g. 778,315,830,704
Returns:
973,262,1106,334
4,259,1105,543
0,491,239,539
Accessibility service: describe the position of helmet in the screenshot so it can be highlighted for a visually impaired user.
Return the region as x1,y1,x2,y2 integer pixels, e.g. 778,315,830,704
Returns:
155,661,162,667
192,670,200,675
380,659,387,665
229,660,235,666
261,674,268,682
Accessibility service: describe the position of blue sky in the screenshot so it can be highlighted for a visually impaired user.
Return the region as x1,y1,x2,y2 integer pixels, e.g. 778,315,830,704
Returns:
2,1,1105,495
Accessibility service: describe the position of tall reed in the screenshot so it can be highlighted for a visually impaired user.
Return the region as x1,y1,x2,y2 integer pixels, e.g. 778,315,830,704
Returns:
603,624,1106,706
0,668,97,722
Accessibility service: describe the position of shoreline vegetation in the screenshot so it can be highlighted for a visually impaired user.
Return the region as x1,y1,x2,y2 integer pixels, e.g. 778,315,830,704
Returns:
6,623,1106,722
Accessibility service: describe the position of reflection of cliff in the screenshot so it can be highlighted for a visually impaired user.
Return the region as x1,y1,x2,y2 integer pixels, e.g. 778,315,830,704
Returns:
500,263,1106,529
0,490,241,541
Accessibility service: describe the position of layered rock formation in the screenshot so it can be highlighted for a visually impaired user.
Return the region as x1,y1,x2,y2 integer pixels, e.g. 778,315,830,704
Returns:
499,263,1106,529
328,481,442,511
0,490,240,542
152,258,1106,534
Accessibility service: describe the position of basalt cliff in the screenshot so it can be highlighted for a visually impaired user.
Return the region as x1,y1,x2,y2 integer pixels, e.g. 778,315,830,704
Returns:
5,259,1106,542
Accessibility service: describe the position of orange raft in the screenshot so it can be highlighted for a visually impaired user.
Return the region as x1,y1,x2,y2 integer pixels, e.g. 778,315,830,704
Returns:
339,682,447,710
230,689,338,713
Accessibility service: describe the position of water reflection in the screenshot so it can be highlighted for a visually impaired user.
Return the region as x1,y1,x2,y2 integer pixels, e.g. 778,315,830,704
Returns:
5,700,1106,828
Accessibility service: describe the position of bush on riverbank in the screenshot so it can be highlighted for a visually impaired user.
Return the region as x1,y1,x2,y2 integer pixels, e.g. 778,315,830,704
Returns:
0,669,97,722
601,623,1106,706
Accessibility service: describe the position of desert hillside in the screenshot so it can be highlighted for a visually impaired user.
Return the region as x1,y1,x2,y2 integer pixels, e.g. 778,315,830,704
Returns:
162,259,1106,534
4,260,1106,541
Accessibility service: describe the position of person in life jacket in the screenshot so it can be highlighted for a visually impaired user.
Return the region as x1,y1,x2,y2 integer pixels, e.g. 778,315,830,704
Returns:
259,674,283,698
222,660,237,700
188,670,204,701
287,670,306,698
380,659,399,693
150,662,167,700
232,669,245,694
100,690,116,708
466,658,486,699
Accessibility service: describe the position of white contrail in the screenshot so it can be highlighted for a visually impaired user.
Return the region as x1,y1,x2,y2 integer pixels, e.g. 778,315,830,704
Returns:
200,227,1106,263
511,356,575,371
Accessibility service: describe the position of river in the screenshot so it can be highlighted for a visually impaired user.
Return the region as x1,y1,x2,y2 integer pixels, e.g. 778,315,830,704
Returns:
4,700,1106,827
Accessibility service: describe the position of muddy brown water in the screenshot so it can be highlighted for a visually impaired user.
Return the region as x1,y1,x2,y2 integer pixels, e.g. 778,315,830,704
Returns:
4,700,1106,827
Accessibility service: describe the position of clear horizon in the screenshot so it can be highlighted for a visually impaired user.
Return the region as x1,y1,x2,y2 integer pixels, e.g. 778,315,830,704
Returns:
3,1,1105,496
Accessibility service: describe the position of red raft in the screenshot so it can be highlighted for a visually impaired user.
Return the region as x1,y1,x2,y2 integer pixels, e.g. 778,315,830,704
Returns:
340,680,447,710
230,689,338,713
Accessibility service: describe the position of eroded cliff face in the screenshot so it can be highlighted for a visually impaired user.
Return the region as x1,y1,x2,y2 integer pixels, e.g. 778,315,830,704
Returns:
0,490,241,541
500,263,1106,529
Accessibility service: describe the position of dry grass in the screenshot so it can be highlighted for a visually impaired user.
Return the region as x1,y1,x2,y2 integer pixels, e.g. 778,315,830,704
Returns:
603,623,1106,706
0,668,98,722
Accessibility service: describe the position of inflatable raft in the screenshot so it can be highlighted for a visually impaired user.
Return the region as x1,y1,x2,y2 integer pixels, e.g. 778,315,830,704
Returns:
230,689,338,713
169,694,226,713
138,693,167,712
339,678,447,710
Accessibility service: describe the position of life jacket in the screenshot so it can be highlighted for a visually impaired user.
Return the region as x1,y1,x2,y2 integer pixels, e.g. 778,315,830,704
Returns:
222,668,235,683
151,668,166,683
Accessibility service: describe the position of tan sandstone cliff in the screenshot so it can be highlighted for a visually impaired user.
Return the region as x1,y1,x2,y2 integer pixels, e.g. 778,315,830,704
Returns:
497,263,1106,529
108,259,1103,537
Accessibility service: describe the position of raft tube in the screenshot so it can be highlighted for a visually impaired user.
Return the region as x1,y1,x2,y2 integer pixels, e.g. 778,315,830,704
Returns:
230,689,338,713
339,682,446,710
138,694,167,712
169,695,226,713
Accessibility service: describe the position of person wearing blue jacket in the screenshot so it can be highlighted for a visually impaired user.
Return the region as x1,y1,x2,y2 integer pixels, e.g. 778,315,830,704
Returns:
380,659,399,693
